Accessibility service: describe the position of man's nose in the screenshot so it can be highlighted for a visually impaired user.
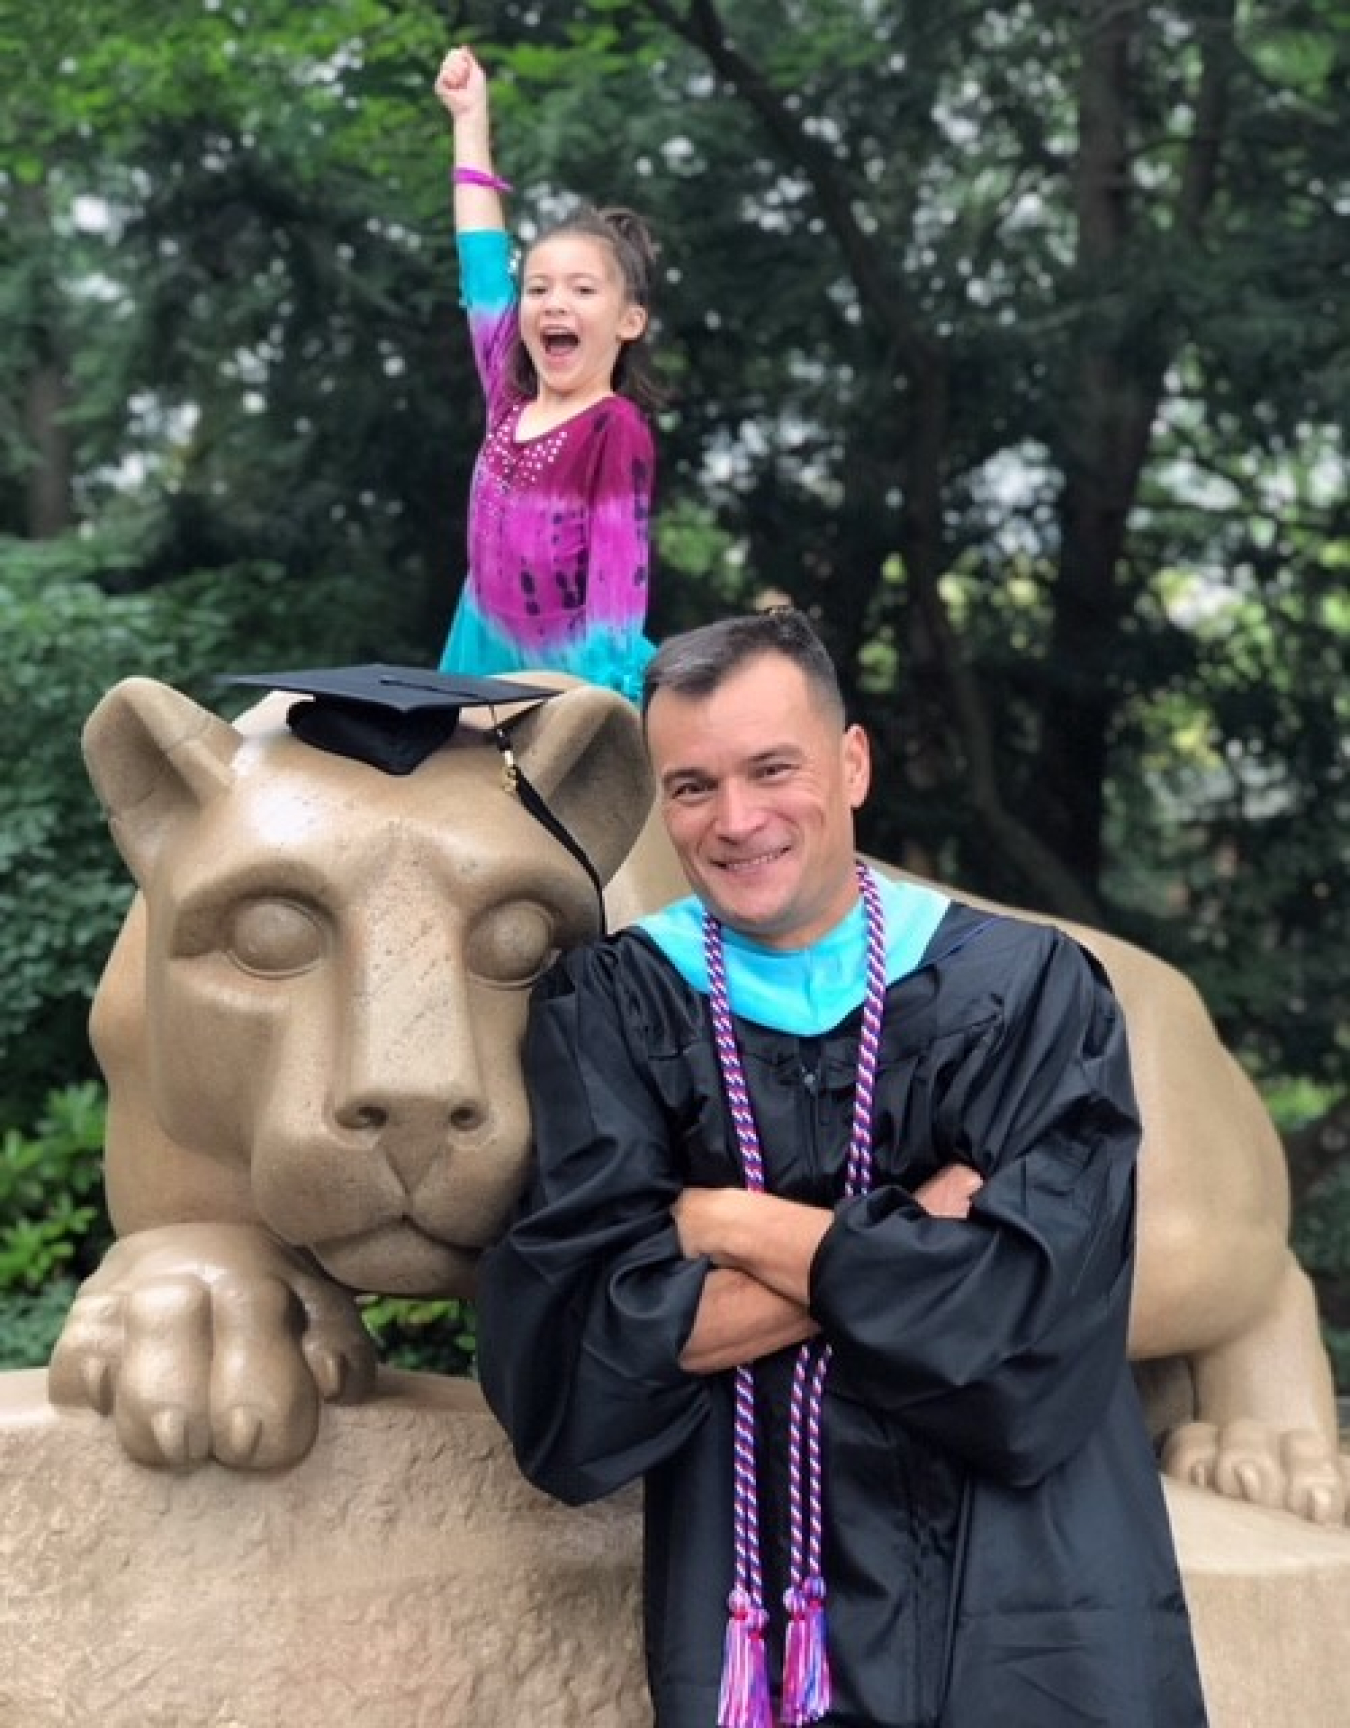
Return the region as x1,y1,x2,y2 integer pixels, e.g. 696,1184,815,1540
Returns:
712,779,762,836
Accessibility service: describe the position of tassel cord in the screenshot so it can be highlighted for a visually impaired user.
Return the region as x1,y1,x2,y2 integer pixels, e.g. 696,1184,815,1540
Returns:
706,863,888,1727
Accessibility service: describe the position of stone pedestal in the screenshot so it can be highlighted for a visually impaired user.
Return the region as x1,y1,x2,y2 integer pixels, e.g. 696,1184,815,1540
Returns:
3,1366,1349,1727
0,1369,646,1728
1164,1483,1350,1726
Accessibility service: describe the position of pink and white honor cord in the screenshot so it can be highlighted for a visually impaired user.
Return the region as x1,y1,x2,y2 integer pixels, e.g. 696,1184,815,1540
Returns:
704,861,887,1727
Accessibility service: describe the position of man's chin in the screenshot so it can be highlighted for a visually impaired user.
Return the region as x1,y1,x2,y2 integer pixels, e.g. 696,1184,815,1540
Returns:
702,878,794,940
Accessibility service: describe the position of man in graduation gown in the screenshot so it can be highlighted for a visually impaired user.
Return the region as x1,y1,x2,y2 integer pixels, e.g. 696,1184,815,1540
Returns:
476,608,1209,1727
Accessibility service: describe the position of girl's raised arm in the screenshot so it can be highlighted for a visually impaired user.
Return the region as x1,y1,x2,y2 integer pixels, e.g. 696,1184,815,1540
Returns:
434,45,508,235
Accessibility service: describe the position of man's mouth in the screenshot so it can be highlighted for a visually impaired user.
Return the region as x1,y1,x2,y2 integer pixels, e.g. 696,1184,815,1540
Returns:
717,846,789,874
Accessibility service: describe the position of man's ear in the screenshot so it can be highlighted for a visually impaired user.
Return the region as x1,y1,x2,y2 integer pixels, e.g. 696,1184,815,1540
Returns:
507,684,653,886
82,678,243,886
844,722,871,810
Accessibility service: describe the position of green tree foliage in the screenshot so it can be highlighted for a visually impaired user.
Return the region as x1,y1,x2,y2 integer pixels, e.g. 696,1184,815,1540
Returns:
0,532,383,1117
0,0,470,628
478,0,1347,1089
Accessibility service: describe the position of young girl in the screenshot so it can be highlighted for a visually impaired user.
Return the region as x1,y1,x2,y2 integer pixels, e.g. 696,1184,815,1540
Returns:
434,44,660,701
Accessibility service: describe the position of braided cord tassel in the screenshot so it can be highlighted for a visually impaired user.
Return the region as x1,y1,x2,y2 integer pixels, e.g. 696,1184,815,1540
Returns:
780,1340,832,1724
718,1581,774,1728
706,862,887,1728
718,1363,772,1728
847,865,887,1198
782,864,886,1726
707,922,773,1728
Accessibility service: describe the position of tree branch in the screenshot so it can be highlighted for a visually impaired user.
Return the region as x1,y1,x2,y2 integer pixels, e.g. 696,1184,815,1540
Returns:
641,0,935,375
641,0,1110,920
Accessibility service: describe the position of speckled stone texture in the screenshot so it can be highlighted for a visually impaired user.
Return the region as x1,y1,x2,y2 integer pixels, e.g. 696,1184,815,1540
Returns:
3,1366,1349,1728
1165,1480,1350,1727
0,1367,648,1728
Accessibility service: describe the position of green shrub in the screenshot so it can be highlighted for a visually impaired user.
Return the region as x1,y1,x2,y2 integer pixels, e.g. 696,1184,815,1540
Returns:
0,1082,112,1293
359,1295,478,1378
0,1279,82,1370
0,1082,112,1370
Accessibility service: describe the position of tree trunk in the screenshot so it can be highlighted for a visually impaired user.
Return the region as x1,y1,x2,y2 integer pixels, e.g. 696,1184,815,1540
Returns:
1034,1,1234,884
16,179,75,539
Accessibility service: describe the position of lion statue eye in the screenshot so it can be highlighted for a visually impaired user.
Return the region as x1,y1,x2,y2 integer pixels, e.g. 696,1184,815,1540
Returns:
225,899,326,976
465,903,556,988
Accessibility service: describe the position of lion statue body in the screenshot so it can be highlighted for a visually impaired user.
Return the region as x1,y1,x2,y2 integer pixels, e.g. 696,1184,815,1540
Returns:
49,675,1346,1521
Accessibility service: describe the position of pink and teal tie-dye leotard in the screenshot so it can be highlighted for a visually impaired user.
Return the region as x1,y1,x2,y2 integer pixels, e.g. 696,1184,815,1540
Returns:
438,228,655,701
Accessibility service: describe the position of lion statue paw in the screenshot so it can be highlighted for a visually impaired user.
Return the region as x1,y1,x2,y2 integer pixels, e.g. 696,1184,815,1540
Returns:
47,1223,377,1470
1161,1418,1350,1527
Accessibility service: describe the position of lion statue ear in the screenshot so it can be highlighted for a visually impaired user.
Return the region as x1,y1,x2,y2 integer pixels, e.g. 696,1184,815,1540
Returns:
82,674,655,901
83,677,242,888
504,683,654,890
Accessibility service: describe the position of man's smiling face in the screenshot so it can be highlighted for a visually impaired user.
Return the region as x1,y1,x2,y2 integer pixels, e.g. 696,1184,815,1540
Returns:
646,650,871,949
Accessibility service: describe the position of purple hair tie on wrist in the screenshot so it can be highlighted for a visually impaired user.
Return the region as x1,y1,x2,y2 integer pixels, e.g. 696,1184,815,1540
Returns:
453,165,513,193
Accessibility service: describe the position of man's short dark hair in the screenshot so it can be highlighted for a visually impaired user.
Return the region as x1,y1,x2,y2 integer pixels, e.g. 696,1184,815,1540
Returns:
641,609,845,728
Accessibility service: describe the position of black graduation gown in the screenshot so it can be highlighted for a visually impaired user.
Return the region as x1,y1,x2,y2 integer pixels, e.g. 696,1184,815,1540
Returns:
476,903,1209,1727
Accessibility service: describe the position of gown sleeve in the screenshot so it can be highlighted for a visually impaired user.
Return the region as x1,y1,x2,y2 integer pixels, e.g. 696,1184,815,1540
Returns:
812,927,1143,1486
475,944,710,1505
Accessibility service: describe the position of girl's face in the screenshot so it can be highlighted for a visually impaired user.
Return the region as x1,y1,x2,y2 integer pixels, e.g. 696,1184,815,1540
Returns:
519,233,647,407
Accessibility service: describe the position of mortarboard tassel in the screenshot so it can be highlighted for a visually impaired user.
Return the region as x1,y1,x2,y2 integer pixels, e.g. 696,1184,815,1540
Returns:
717,1588,773,1728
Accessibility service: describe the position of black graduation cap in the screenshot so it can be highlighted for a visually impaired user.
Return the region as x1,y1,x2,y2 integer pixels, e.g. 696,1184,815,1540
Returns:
222,663,560,775
219,662,607,931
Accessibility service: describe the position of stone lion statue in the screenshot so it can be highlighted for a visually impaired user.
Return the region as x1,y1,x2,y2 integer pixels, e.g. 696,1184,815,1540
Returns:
48,674,1348,1526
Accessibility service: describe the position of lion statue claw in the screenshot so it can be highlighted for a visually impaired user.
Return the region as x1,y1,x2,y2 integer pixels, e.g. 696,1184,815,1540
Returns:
1162,1419,1350,1526
48,673,1348,1517
49,1222,376,1469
